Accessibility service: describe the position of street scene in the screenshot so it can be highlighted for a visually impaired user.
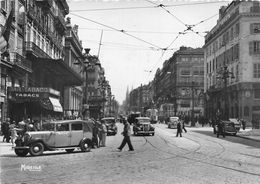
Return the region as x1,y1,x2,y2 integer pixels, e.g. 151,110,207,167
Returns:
1,0,260,183
1,122,260,184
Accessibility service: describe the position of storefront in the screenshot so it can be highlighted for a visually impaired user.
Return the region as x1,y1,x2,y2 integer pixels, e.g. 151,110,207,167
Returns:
7,87,63,125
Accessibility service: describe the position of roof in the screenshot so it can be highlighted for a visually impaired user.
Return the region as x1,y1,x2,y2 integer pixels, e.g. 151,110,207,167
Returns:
136,117,150,120
101,117,115,120
49,119,93,124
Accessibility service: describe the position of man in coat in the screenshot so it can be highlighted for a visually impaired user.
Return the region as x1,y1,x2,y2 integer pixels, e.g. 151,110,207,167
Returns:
117,120,134,151
176,120,182,137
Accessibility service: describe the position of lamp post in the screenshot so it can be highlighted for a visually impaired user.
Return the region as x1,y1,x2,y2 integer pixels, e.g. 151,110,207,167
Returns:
217,66,235,120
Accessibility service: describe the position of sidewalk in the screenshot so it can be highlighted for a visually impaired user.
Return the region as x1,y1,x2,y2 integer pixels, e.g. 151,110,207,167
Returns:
0,136,14,156
236,128,260,142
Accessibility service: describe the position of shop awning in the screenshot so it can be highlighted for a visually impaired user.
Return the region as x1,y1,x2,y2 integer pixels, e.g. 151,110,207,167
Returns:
33,58,83,86
49,97,63,112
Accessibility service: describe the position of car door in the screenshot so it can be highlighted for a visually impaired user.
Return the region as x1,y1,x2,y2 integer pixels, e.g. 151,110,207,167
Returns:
54,123,70,147
70,122,84,146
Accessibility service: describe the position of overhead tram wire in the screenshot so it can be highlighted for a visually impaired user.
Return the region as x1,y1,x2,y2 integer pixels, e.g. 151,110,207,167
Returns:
78,27,181,35
145,0,187,27
70,13,162,51
70,1,229,12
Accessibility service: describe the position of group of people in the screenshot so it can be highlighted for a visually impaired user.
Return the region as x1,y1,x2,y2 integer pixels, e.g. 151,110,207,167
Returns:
176,120,187,137
91,119,107,148
1,118,35,146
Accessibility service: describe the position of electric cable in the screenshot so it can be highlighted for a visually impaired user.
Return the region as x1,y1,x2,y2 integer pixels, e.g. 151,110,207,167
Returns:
69,1,229,12
70,12,163,50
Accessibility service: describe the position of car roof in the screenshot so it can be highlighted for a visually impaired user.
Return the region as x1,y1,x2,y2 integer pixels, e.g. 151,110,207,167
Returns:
136,117,150,120
50,119,93,124
101,117,115,120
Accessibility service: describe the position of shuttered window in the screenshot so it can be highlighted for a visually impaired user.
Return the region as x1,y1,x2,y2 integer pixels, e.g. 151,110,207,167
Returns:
250,23,260,34
253,63,260,78
249,41,260,55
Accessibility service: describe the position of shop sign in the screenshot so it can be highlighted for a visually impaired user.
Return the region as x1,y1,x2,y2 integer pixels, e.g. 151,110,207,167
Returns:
8,87,60,98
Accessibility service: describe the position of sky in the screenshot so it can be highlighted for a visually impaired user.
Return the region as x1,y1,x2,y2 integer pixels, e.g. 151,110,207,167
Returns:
66,0,232,104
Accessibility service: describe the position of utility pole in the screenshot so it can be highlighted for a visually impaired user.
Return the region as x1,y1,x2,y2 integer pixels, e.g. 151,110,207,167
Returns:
191,81,195,127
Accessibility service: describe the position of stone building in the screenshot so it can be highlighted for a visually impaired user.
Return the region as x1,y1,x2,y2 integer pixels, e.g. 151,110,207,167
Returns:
204,0,260,127
153,47,204,121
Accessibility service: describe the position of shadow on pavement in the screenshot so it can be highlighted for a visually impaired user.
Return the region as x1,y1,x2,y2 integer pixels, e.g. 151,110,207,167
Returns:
0,150,92,158
192,130,260,149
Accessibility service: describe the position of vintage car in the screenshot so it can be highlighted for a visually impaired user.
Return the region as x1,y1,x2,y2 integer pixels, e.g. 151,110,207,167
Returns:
216,120,237,136
168,117,180,129
101,117,118,136
133,117,155,136
229,118,241,132
13,120,93,157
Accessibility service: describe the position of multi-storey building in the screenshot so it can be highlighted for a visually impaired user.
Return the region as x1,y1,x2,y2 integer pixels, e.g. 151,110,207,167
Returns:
64,17,84,118
153,47,204,121
129,84,151,115
204,0,260,127
2,0,84,124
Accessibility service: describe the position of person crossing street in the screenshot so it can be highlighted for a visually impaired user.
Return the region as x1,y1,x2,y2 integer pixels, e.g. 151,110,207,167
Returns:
117,120,134,151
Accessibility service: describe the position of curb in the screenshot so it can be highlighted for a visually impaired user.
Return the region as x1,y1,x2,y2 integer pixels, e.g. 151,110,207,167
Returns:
236,134,260,142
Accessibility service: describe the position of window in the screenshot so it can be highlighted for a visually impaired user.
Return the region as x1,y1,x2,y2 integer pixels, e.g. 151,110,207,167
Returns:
255,89,260,99
33,30,36,43
250,23,260,34
71,123,82,131
249,41,260,54
56,123,69,131
180,70,191,76
235,23,239,36
1,0,7,11
253,63,260,78
193,70,199,76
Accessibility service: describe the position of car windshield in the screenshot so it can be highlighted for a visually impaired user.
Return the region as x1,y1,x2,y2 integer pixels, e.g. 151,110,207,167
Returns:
138,119,150,123
103,119,115,125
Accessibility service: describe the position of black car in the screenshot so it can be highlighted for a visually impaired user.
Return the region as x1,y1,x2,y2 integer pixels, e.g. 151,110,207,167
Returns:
101,117,118,136
133,117,155,136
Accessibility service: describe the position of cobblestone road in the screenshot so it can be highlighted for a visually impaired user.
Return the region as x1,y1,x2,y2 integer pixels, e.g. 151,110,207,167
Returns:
1,123,260,184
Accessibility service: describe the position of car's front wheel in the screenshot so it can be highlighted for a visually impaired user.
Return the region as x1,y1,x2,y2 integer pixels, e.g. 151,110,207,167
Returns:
29,142,44,156
80,139,91,152
15,148,29,157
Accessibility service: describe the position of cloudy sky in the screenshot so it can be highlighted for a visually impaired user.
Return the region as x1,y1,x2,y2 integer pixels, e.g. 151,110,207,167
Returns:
67,0,231,104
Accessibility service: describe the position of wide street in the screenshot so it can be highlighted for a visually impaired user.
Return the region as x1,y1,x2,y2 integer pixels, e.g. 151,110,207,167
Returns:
1,123,260,184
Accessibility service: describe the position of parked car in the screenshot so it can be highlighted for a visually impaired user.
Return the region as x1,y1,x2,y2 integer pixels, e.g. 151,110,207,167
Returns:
168,117,180,129
133,117,155,136
229,118,241,132
101,117,118,136
13,120,93,157
216,120,237,136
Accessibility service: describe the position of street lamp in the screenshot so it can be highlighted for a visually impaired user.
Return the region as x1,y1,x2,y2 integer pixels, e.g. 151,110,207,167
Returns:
217,66,235,120
167,71,177,116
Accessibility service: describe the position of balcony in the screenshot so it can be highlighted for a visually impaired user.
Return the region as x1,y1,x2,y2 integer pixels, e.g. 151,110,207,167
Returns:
88,95,106,103
27,5,36,20
36,0,52,9
25,42,50,59
54,11,66,33
9,52,32,73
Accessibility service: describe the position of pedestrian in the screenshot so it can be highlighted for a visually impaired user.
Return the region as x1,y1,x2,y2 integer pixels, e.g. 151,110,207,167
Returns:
182,120,187,133
117,120,134,151
2,119,10,142
92,121,99,148
217,121,225,138
100,120,107,147
176,120,182,137
9,122,18,147
241,119,246,130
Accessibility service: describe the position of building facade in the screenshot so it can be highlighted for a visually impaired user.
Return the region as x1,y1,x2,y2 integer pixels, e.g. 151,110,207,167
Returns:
153,47,204,122
204,0,260,127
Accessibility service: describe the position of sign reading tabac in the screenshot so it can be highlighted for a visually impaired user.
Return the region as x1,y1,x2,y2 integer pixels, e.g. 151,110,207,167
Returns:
8,87,60,96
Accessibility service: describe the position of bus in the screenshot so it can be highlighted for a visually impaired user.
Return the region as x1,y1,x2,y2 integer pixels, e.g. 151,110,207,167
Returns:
146,109,158,124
